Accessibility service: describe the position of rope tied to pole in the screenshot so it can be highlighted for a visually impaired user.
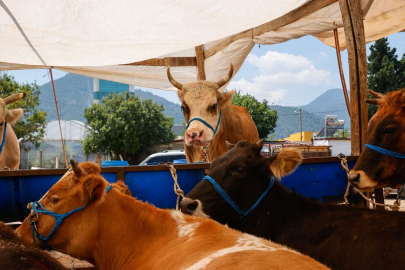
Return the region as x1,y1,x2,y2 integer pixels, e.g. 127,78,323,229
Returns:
166,163,184,211
337,153,401,211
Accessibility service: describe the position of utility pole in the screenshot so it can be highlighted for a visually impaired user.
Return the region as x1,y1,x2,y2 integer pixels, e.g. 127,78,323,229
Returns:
299,108,302,141
294,108,303,141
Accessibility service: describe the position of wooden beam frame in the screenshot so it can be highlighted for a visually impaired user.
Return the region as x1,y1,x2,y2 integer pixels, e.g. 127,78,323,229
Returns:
338,0,368,156
125,57,197,67
195,45,206,80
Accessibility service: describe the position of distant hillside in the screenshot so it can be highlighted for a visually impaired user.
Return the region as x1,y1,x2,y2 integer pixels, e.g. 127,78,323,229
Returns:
271,105,324,139
133,90,183,124
302,88,350,129
39,73,184,124
39,73,93,122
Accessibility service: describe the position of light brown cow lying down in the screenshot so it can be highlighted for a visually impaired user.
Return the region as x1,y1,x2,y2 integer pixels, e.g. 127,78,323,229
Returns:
17,161,328,270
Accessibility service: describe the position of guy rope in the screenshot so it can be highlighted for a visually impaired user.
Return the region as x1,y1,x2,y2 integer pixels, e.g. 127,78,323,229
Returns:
338,153,401,211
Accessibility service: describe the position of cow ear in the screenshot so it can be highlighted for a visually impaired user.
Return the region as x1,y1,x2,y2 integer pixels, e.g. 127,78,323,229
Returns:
218,90,234,105
225,140,235,150
112,181,132,196
267,148,302,179
5,108,23,125
177,89,184,101
82,175,106,204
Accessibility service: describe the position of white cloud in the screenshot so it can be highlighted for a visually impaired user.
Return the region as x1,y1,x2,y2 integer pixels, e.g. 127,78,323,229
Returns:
228,51,331,106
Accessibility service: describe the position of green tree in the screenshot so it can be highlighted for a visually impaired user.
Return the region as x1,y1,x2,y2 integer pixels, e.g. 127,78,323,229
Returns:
0,73,47,151
367,38,404,118
82,93,176,164
231,91,278,139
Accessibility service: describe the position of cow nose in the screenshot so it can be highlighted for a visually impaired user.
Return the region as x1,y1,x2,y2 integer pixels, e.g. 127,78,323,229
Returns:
186,130,205,141
348,173,360,185
181,198,199,215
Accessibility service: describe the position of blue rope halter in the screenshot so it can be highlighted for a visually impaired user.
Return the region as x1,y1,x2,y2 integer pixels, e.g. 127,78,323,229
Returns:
365,144,405,159
186,110,222,135
203,175,275,220
0,122,7,154
30,184,113,250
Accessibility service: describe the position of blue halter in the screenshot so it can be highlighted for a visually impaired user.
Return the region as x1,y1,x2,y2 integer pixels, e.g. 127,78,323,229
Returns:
203,175,275,220
0,122,7,154
365,144,405,159
30,184,113,250
186,110,222,135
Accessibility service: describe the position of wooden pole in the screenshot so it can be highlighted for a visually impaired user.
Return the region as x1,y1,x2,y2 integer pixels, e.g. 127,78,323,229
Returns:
195,45,206,80
338,0,384,209
338,0,368,156
333,29,351,118
50,69,68,168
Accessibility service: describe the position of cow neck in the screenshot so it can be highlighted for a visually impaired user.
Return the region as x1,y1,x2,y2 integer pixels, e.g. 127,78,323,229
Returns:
208,103,238,159
232,180,322,241
92,190,178,269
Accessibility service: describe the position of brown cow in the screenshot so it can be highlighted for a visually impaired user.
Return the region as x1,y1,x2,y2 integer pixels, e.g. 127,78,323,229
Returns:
16,160,328,270
349,89,405,190
0,93,26,170
0,222,65,270
167,64,259,162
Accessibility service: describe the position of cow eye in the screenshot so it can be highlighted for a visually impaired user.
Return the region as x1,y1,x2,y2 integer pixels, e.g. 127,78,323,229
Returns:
0,122,4,126
384,127,396,134
212,104,217,110
51,197,60,204
236,167,245,174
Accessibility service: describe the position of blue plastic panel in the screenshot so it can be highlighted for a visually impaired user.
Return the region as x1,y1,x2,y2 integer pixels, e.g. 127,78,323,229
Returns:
0,177,19,222
125,170,204,209
282,161,355,201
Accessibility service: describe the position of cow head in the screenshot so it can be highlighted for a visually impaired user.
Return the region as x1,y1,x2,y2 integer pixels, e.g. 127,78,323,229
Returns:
0,93,25,140
16,160,110,257
167,64,234,146
181,140,301,224
349,89,405,191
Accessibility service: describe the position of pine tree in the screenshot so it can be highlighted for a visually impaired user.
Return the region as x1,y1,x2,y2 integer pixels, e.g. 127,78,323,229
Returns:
367,38,402,118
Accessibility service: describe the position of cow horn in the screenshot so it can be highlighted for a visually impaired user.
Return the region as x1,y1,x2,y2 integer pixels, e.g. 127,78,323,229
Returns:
94,152,102,168
167,66,183,90
216,64,234,88
366,99,383,105
4,93,26,105
256,139,264,149
70,159,83,176
368,89,383,99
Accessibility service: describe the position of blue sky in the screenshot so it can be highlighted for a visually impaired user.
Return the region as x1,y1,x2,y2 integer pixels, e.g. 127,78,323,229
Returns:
6,32,404,107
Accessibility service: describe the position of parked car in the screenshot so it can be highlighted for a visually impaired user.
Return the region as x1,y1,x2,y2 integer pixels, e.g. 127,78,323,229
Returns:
139,150,186,165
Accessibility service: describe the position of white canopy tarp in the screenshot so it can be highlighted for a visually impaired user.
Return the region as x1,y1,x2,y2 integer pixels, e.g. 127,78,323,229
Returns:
1,0,404,91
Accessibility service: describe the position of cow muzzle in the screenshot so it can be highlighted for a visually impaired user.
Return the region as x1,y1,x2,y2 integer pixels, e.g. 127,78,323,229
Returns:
185,128,209,146
180,198,210,218
348,169,377,192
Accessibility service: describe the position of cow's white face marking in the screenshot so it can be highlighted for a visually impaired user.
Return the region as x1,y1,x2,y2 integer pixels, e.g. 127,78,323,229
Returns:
171,210,200,239
184,234,297,270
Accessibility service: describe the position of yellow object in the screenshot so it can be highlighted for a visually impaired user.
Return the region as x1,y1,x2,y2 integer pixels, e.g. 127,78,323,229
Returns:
283,131,316,142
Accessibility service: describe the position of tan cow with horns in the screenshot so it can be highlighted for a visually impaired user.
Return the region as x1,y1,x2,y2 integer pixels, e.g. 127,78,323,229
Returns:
16,160,328,270
0,93,25,170
167,64,259,162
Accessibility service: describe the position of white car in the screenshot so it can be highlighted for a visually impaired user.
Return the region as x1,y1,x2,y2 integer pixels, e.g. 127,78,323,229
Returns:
139,150,186,165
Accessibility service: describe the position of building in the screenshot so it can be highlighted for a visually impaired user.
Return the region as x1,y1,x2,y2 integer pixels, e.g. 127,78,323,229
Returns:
283,131,317,142
93,78,135,104
313,138,351,156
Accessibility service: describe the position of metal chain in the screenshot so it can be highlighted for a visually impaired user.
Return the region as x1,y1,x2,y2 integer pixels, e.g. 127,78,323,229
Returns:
201,147,208,162
71,258,75,270
337,153,401,211
165,163,184,211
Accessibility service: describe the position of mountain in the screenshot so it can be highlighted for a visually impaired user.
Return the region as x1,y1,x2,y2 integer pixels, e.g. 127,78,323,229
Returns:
271,105,324,139
39,73,184,124
302,88,350,129
133,90,183,124
39,73,93,122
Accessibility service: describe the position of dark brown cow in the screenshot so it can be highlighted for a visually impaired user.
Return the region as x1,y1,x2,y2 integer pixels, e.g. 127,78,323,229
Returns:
349,89,405,190
0,222,65,270
182,140,405,270
16,161,328,270
167,64,259,162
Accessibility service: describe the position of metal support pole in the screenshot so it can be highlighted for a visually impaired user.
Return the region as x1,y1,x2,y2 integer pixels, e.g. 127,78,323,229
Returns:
299,108,302,141
39,150,43,168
